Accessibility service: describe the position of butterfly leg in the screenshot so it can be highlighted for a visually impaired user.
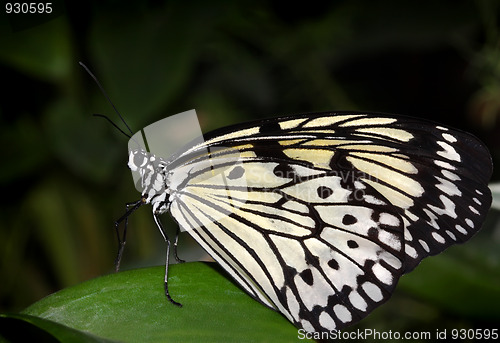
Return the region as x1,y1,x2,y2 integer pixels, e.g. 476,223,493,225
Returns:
113,198,144,272
173,226,185,264
154,213,182,307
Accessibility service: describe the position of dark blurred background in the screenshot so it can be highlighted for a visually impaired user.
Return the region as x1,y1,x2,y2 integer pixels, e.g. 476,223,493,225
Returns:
1,0,499,335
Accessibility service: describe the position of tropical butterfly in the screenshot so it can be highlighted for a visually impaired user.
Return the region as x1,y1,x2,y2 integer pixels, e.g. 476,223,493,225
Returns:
115,109,492,334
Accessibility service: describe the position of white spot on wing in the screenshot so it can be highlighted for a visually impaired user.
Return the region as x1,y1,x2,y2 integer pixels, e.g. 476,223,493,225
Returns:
428,195,457,219
363,195,386,205
349,291,368,311
286,287,301,322
333,304,352,323
354,181,366,189
432,232,445,244
442,170,460,181
442,133,457,143
379,213,400,227
362,282,383,302
405,244,418,258
378,231,402,251
405,211,419,223
434,160,455,170
419,239,430,252
404,227,413,241
435,176,461,197
379,251,403,269
446,230,456,240
437,141,461,162
301,319,315,333
294,269,330,311
319,312,336,330
455,224,467,235
372,263,393,285
469,206,479,215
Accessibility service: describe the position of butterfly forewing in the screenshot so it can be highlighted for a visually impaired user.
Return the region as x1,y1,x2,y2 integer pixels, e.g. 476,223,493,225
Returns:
133,111,491,333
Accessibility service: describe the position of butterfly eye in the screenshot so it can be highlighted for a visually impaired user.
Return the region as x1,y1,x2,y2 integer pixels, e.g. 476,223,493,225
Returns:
128,150,149,170
137,153,148,167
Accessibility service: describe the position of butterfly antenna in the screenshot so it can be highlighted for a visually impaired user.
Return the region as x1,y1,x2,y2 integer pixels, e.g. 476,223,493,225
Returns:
79,61,134,136
93,114,132,139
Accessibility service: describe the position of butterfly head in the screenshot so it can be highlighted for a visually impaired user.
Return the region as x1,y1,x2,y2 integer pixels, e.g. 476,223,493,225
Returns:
128,148,169,205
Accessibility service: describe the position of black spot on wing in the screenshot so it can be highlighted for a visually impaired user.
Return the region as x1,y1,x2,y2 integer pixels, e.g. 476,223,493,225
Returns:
227,166,245,179
342,214,358,225
259,121,282,134
273,163,297,179
299,269,314,286
328,259,339,270
347,240,359,249
252,141,291,161
317,186,334,199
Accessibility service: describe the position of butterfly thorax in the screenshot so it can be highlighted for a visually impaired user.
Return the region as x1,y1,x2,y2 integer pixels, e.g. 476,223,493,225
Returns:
128,149,172,214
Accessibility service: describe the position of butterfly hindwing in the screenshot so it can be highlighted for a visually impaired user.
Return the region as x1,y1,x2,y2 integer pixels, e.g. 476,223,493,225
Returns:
170,157,405,331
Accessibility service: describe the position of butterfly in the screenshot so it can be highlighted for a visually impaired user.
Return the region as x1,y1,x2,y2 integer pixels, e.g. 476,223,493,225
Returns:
116,110,492,333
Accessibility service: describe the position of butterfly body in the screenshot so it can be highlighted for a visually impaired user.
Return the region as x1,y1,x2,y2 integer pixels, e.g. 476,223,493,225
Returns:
125,111,492,333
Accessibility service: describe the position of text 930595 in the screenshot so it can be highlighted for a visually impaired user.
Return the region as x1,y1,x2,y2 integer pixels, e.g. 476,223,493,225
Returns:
5,2,52,14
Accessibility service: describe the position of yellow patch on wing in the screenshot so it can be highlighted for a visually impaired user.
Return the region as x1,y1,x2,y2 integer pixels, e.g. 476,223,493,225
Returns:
363,179,415,209
279,118,308,130
302,115,364,128
278,139,308,146
350,152,418,174
301,139,343,147
283,148,335,168
355,127,414,142
204,127,260,145
347,156,423,197
340,144,398,153
340,117,397,127
239,150,258,158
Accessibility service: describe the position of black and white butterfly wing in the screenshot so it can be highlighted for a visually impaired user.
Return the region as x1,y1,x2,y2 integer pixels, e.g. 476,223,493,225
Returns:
169,157,406,332
164,112,491,332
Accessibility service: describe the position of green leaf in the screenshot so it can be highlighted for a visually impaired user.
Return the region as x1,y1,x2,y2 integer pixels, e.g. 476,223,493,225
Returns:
0,313,115,342
21,262,305,342
0,13,72,80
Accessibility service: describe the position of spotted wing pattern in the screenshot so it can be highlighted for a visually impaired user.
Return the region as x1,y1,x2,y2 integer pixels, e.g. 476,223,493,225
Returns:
142,112,491,332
